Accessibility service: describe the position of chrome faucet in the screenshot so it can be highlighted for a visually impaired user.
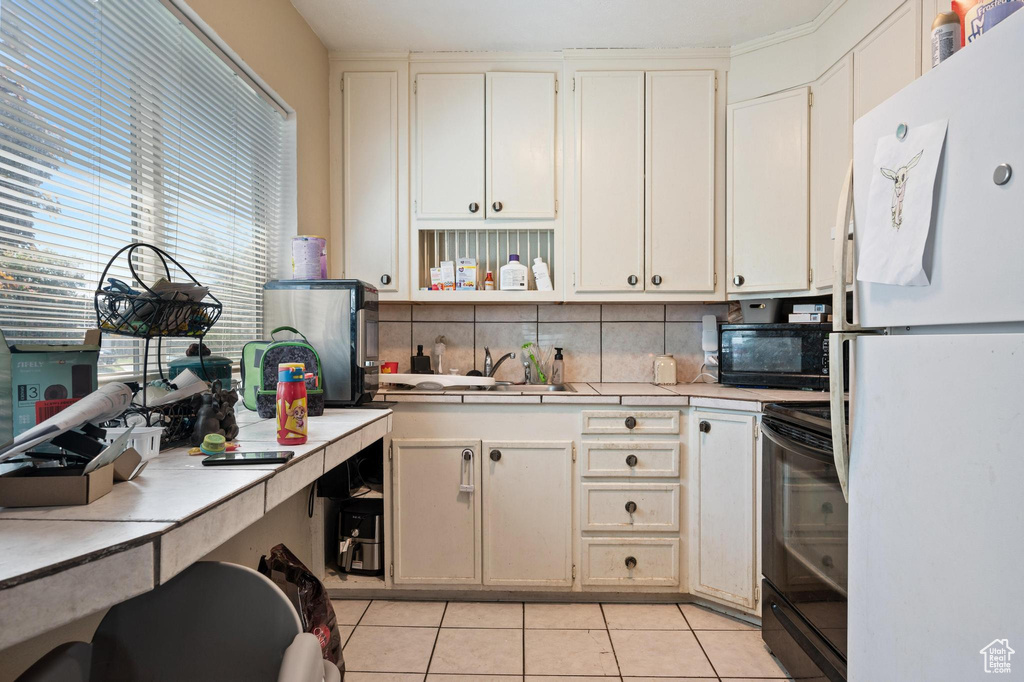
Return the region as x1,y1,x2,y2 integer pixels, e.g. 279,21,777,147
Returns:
484,347,516,377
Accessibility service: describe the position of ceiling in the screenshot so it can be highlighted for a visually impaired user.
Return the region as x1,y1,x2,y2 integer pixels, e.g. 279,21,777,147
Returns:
291,0,834,53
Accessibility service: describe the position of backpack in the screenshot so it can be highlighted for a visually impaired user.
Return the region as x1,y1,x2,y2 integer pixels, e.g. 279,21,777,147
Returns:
241,326,324,418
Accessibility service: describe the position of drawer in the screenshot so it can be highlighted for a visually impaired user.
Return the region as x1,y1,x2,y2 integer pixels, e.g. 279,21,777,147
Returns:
581,483,680,532
582,441,680,478
581,538,679,587
581,410,680,435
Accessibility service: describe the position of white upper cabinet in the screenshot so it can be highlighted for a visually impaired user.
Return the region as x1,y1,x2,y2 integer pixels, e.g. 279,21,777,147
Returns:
415,73,486,220
486,72,557,220
343,71,400,292
853,0,920,120
645,70,716,293
727,87,810,294
575,71,646,293
810,55,853,292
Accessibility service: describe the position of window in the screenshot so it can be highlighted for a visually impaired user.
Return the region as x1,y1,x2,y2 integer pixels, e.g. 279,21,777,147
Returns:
0,0,289,378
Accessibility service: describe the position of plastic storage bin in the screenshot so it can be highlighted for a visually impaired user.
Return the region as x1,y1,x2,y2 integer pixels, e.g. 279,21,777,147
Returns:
102,426,164,461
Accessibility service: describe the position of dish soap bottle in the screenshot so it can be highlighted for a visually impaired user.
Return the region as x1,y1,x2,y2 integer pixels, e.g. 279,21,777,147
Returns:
531,257,553,291
499,254,528,291
551,347,564,385
411,344,432,374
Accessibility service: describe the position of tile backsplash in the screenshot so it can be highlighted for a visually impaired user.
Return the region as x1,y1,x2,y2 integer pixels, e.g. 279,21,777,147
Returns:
379,303,729,384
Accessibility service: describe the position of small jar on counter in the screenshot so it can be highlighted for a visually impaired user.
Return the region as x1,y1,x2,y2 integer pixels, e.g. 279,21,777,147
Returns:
653,354,677,385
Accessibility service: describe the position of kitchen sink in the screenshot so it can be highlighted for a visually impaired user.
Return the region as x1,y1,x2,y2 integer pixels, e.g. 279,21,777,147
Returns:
490,384,575,392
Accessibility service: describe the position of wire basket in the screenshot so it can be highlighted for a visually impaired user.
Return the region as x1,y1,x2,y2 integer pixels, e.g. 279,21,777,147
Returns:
94,243,222,338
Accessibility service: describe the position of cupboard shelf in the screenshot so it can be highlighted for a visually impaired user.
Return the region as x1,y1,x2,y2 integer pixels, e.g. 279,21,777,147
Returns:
410,290,561,303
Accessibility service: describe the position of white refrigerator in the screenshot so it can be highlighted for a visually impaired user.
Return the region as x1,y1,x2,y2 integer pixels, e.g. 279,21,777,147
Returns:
837,11,1024,682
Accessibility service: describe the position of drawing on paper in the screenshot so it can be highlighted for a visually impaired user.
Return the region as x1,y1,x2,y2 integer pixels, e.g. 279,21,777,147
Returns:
880,150,924,230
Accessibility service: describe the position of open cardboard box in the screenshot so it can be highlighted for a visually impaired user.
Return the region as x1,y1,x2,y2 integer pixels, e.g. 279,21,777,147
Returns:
0,447,142,508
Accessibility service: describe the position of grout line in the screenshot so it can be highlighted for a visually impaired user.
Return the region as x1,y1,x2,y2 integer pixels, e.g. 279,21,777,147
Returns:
423,600,448,677
522,601,526,677
599,603,623,678
681,602,722,679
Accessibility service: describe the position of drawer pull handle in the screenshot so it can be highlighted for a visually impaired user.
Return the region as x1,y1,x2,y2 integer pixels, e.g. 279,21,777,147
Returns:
624,416,637,430
625,454,638,467
624,500,637,514
699,420,711,433
624,556,637,570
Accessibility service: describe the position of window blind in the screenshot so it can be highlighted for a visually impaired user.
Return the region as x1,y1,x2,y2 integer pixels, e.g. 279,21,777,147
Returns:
0,0,287,379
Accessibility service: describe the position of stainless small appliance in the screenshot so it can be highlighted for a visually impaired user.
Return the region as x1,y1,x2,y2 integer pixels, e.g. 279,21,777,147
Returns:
761,402,847,682
337,498,384,576
263,279,378,406
718,323,846,390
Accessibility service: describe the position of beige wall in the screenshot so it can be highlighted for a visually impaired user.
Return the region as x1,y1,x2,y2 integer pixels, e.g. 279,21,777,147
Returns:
187,0,331,243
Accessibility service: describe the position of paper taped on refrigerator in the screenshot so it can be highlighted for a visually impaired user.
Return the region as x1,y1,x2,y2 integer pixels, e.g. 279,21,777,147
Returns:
857,118,947,286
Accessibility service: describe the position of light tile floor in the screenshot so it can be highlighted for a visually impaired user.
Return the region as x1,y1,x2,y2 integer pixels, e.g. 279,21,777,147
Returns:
333,600,792,682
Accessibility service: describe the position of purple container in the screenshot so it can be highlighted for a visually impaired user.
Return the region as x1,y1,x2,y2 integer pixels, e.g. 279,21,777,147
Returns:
291,236,327,279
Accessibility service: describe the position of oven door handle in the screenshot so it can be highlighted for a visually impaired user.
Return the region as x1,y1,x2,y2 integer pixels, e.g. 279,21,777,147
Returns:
760,422,835,467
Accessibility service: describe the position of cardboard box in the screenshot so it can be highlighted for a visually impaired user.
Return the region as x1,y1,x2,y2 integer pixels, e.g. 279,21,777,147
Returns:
0,461,114,507
0,446,141,508
0,329,101,442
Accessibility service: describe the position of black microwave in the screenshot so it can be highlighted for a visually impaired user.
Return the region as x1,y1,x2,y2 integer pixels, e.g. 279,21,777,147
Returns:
718,323,846,391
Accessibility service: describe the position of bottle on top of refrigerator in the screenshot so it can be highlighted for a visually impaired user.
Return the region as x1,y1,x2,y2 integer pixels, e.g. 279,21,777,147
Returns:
499,254,528,291
931,11,962,66
531,257,553,291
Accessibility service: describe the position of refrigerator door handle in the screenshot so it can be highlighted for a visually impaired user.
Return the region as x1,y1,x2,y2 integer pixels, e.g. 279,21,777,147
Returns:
829,332,852,503
832,160,859,332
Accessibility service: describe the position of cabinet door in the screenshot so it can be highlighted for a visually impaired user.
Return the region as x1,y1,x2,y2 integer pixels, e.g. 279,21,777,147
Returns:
343,72,399,292
691,411,758,610
486,72,556,220
574,71,645,293
392,439,481,584
415,74,485,220
645,70,716,293
853,0,920,120
810,56,853,291
482,440,573,587
727,87,809,294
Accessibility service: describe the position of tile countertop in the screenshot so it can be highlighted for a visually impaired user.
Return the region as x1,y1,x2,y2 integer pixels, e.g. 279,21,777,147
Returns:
376,382,828,410
0,407,391,651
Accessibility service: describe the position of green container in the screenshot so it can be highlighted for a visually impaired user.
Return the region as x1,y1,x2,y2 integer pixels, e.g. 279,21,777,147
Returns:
169,350,233,384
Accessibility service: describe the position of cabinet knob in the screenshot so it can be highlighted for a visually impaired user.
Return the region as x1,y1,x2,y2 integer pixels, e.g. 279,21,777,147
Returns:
733,274,745,286
624,556,637,570
468,202,480,213
462,449,473,461
624,416,637,430
627,275,638,286
625,454,638,467
491,201,503,212
624,500,637,514
490,449,502,462
699,420,711,433
380,274,392,285
651,274,662,286
822,554,834,568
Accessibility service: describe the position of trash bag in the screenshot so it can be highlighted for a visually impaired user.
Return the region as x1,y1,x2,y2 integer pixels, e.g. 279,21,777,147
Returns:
258,543,344,671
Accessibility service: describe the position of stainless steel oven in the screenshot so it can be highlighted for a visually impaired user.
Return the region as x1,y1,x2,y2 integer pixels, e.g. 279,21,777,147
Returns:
761,402,847,682
719,323,845,391
263,279,379,406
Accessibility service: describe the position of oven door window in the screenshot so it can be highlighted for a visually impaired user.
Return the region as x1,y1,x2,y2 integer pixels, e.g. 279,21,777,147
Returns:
762,421,847,658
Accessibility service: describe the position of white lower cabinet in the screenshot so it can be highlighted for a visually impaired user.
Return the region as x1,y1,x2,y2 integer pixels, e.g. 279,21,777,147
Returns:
482,440,573,587
391,439,482,584
690,410,760,612
581,538,680,587
391,436,572,588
